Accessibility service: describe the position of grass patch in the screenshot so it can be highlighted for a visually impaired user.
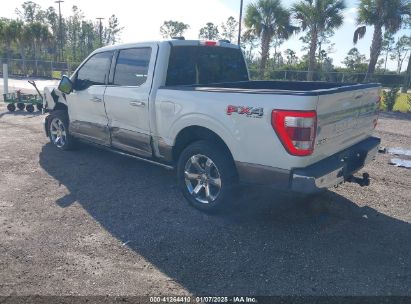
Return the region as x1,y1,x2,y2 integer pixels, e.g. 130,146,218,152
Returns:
51,70,62,79
393,93,411,113
380,92,411,113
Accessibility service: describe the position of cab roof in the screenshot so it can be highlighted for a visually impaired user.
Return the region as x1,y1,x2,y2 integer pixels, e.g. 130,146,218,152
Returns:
94,39,240,54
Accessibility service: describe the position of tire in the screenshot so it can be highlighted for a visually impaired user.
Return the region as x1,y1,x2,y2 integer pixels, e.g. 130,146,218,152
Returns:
47,111,75,151
26,104,34,113
36,103,43,111
7,103,16,112
17,103,25,110
177,140,237,213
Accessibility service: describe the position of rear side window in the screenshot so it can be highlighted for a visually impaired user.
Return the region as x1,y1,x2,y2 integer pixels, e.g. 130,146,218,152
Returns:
113,48,152,86
166,46,248,86
75,51,113,90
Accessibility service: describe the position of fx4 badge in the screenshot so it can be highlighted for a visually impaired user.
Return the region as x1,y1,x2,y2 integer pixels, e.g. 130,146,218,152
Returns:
226,105,264,118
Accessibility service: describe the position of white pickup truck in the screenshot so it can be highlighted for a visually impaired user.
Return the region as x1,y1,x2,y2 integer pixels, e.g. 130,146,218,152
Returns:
43,39,381,212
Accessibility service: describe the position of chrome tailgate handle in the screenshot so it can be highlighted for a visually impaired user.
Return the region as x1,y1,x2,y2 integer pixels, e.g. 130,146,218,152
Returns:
130,101,146,107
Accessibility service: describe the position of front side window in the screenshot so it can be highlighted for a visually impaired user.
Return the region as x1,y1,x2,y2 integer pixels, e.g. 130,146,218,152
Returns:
113,48,152,86
75,51,113,91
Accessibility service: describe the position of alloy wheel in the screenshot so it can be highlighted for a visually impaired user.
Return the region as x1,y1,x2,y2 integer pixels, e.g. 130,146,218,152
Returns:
184,154,222,204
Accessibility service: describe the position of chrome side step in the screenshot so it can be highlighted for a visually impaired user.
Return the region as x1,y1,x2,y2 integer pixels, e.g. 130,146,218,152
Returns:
109,148,174,170
77,138,175,170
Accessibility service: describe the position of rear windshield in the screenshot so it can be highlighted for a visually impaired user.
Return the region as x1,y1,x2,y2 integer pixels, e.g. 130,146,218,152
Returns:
166,46,249,86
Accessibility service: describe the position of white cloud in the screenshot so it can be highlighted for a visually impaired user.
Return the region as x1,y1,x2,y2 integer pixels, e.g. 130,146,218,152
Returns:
343,7,358,26
118,0,238,42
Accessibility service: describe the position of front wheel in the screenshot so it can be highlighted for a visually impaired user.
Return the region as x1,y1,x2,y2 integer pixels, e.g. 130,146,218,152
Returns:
48,111,75,150
177,140,237,213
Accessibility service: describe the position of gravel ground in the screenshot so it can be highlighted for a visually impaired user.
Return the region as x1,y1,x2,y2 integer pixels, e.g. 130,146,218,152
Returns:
0,101,410,297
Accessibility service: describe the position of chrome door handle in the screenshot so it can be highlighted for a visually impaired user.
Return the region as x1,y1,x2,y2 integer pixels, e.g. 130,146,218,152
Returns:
90,97,102,103
129,101,146,107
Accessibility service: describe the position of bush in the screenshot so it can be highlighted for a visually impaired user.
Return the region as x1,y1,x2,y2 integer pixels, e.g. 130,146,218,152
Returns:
393,93,411,112
382,87,400,112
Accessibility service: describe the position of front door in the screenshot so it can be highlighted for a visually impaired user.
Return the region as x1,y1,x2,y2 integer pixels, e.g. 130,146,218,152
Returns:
67,51,114,145
104,45,157,157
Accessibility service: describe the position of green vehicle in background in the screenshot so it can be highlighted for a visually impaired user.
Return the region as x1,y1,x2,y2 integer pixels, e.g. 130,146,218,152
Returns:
3,80,43,113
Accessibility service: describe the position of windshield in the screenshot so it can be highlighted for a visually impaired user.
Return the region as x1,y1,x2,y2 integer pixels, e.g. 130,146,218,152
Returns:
166,46,249,86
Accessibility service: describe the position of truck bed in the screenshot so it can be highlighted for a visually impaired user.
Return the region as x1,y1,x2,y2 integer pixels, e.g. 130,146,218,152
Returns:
163,80,380,96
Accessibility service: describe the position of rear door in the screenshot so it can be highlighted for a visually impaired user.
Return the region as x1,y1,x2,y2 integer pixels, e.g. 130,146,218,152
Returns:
67,51,113,145
104,44,157,157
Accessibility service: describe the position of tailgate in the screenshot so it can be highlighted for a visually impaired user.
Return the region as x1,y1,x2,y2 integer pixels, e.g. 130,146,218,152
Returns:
313,85,380,159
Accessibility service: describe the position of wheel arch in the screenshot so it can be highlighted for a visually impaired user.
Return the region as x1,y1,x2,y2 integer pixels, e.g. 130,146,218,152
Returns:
172,125,237,171
53,102,68,112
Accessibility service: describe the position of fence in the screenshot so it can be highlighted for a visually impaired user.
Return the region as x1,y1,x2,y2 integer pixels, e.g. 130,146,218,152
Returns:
0,58,409,88
249,68,409,88
0,58,80,79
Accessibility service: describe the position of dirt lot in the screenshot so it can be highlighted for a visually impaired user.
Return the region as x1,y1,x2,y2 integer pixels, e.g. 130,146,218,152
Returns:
0,102,410,297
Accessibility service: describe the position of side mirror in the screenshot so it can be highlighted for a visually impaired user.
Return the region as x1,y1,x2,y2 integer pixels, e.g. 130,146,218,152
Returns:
58,75,73,94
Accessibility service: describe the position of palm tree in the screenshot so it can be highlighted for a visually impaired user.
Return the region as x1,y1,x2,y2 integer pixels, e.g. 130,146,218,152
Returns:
353,0,410,82
401,15,411,93
292,0,346,81
1,19,21,63
26,22,51,75
245,0,295,78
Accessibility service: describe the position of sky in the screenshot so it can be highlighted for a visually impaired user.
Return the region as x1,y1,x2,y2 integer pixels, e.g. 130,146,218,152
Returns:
1,0,409,71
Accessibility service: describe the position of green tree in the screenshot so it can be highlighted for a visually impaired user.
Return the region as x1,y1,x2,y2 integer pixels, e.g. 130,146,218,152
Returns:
390,35,411,73
381,32,395,73
284,49,298,65
221,16,238,42
15,1,42,23
159,20,189,39
66,6,83,62
199,22,219,40
353,0,410,81
292,0,346,81
402,17,411,92
1,19,22,61
45,7,59,60
104,15,123,45
342,47,368,71
241,29,258,63
0,1,123,76
245,0,295,78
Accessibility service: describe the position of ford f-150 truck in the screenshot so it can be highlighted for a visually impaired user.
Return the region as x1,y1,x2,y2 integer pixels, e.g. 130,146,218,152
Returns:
43,39,381,212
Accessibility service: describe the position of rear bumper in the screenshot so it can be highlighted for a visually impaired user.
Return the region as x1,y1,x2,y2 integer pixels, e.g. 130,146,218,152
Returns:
290,136,380,193
236,136,381,194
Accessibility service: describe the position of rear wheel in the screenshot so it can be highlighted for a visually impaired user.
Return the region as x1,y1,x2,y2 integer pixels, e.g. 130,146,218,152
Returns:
17,103,25,110
177,140,237,213
26,104,34,113
36,103,43,111
48,111,75,150
7,103,16,112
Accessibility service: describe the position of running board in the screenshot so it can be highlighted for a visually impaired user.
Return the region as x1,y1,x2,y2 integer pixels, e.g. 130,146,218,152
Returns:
78,139,175,170
109,148,174,170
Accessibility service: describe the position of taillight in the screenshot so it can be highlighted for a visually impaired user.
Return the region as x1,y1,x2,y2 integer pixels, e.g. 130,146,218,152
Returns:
271,110,317,156
200,41,218,46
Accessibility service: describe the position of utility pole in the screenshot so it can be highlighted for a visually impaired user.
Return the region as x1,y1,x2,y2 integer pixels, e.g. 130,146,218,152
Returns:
55,0,64,61
237,0,244,46
96,17,105,47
